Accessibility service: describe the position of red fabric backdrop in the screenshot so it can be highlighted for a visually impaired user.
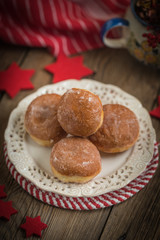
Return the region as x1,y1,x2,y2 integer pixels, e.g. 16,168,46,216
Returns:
0,0,130,56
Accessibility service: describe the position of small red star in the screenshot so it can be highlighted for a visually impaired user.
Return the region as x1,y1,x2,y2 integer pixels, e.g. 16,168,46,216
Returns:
0,62,35,98
0,200,18,220
20,216,48,237
0,185,7,198
150,96,160,119
45,53,94,83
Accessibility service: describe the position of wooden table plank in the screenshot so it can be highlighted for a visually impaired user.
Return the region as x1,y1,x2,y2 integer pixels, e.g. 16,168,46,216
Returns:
100,163,160,240
41,208,110,240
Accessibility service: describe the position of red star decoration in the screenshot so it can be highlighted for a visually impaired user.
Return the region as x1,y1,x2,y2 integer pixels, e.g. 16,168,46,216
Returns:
0,62,35,98
0,200,17,220
0,185,7,198
150,96,160,119
45,53,94,83
20,216,48,237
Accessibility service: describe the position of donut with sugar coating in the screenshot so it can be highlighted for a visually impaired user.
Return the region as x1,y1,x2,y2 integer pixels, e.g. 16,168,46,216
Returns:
89,104,140,153
57,88,104,137
24,94,67,147
50,137,101,183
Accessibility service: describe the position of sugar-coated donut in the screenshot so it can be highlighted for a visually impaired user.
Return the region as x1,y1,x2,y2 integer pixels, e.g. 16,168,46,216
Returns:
57,88,104,137
89,104,140,153
24,94,67,147
50,137,101,183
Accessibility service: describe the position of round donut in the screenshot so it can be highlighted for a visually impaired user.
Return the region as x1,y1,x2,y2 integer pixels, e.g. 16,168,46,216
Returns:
24,94,67,147
57,88,104,137
50,137,101,183
89,104,140,153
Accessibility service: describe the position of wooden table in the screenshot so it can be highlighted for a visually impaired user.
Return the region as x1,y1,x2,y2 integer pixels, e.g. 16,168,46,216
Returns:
0,42,160,240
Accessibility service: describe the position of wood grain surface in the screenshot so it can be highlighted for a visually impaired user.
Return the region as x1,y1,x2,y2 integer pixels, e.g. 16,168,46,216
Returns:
0,41,160,240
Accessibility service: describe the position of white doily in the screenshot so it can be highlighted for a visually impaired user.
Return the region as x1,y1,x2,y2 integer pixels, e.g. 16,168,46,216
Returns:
4,79,156,197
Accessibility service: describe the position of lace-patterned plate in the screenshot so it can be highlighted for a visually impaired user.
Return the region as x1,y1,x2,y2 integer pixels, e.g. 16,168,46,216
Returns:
4,79,156,197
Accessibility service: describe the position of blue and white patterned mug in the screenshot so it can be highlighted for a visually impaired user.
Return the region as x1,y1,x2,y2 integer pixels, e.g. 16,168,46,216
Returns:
101,1,160,68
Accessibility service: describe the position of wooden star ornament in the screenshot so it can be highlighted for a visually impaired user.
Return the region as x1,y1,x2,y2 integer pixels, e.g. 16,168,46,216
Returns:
0,200,17,220
0,62,35,98
20,216,48,237
0,185,7,198
150,96,160,119
45,53,94,83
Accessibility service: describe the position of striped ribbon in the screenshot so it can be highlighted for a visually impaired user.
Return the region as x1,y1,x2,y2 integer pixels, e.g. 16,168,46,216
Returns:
0,0,130,56
3,142,159,210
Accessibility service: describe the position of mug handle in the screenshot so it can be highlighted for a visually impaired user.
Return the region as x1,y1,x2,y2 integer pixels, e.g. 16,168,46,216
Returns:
101,18,130,48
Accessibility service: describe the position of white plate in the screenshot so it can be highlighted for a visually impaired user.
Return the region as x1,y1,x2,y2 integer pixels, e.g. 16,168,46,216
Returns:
4,79,156,197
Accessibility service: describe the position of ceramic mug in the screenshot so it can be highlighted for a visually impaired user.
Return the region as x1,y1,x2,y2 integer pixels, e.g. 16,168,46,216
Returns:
101,1,160,68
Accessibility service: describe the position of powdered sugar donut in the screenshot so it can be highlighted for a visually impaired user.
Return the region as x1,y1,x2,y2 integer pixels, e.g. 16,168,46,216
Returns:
57,88,104,137
89,104,140,153
50,137,101,183
24,94,67,147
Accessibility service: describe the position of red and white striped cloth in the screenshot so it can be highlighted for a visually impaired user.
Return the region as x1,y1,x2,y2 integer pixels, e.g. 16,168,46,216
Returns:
0,0,130,56
3,142,159,210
